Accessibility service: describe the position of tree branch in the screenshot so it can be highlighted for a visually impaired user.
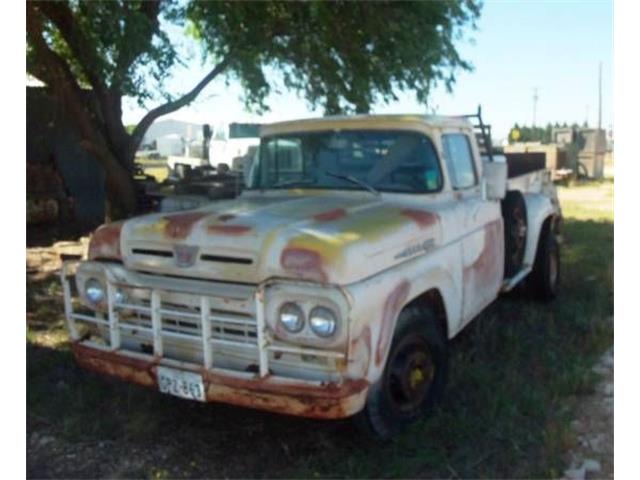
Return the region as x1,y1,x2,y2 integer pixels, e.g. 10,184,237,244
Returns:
113,0,161,86
35,1,108,96
129,55,232,156
34,1,131,160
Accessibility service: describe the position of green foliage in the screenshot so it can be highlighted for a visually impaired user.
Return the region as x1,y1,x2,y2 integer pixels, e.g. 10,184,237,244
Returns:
186,1,481,114
33,1,181,106
29,0,480,115
509,122,555,144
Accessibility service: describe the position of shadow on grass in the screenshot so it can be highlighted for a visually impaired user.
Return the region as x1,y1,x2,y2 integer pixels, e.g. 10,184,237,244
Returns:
27,217,613,479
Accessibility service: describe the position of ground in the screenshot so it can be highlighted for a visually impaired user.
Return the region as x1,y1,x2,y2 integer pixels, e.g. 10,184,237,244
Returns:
26,180,613,479
562,346,613,480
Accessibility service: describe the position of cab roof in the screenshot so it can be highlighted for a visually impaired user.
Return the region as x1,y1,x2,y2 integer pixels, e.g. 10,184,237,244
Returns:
260,114,473,137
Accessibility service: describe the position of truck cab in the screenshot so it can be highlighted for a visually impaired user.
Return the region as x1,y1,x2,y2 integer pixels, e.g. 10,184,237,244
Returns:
61,113,561,439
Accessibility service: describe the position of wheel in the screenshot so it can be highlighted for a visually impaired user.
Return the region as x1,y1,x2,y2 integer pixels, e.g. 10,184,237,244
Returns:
529,221,560,301
355,305,448,441
502,191,528,277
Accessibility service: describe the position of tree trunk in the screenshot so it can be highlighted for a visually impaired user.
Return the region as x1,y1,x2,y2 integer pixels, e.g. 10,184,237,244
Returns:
104,153,137,221
81,138,137,221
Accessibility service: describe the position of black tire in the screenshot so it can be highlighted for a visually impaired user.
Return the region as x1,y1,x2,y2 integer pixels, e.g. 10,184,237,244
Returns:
529,220,560,301
502,191,528,278
355,305,448,441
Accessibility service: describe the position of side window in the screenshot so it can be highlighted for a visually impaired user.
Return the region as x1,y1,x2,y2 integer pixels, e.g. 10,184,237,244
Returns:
442,134,477,189
263,138,304,184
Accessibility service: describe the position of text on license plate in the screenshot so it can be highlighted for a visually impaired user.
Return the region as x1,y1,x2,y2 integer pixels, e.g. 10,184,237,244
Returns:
157,366,206,401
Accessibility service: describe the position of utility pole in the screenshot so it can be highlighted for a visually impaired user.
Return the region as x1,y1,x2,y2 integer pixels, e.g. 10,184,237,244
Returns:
598,61,602,130
532,87,539,127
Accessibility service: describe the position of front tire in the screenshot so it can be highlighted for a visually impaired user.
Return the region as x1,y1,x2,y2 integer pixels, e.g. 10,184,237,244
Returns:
355,305,448,441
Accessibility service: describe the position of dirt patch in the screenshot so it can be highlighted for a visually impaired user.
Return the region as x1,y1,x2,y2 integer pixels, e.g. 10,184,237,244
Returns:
27,238,88,277
563,341,614,479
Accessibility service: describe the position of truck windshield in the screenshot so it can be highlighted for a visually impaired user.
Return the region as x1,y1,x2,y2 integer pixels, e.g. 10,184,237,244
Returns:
249,130,442,193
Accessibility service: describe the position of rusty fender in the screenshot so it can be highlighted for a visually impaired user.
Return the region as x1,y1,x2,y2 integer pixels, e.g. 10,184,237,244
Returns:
72,343,369,419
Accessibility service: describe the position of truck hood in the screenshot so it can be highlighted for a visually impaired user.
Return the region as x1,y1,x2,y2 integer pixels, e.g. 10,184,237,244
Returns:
110,192,442,285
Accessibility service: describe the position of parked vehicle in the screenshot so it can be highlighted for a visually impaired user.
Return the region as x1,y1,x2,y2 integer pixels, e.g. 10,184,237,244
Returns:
209,122,260,169
61,110,561,439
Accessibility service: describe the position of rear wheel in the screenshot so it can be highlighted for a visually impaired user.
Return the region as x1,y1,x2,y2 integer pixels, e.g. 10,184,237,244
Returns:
355,305,448,441
502,191,528,278
529,221,560,301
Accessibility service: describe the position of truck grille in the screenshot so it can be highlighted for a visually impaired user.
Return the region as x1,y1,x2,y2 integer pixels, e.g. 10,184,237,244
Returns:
104,282,261,370
61,265,345,382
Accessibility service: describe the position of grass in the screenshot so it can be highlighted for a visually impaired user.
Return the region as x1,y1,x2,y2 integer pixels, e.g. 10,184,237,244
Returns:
26,180,613,479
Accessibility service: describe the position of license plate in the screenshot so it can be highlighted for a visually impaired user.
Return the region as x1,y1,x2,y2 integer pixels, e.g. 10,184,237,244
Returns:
157,366,205,402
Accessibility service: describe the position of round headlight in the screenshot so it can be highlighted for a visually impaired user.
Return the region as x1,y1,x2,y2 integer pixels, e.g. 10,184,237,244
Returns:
279,302,305,333
85,278,105,304
309,306,338,337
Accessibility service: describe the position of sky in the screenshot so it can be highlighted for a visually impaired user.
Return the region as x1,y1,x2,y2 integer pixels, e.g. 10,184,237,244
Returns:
122,0,613,142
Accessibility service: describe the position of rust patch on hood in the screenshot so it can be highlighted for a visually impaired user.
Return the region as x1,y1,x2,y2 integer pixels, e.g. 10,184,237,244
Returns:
400,209,439,229
375,280,411,366
206,213,252,236
313,208,347,222
207,224,252,236
88,221,124,261
279,247,328,283
163,212,209,240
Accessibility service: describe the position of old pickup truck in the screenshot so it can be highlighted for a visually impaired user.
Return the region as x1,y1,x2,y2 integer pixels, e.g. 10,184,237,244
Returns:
61,111,562,439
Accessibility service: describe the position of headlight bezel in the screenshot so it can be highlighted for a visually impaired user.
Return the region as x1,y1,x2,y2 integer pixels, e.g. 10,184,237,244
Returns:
266,282,348,348
75,261,111,311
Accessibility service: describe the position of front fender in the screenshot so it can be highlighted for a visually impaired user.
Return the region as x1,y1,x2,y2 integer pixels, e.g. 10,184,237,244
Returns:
344,241,462,385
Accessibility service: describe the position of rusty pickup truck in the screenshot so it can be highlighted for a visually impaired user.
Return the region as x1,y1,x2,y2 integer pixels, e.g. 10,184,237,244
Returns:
61,112,561,439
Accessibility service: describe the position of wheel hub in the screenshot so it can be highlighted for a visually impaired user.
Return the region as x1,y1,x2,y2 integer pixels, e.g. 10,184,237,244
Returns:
387,341,435,413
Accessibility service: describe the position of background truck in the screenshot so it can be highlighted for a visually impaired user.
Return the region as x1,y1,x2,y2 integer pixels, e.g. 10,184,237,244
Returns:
61,109,562,439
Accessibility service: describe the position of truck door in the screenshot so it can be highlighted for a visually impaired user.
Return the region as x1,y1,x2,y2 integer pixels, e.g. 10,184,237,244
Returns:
441,132,503,324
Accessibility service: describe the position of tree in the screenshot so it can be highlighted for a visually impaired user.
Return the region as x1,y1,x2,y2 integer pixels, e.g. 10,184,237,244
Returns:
27,0,480,219
544,123,553,144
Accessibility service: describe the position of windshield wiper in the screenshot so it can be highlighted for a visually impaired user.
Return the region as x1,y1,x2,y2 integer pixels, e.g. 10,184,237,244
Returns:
270,179,317,188
324,171,380,196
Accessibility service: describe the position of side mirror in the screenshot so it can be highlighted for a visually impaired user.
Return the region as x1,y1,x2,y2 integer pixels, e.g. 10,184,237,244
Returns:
482,161,507,200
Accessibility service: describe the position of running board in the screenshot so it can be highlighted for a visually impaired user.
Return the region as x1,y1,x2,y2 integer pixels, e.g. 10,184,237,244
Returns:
501,265,532,292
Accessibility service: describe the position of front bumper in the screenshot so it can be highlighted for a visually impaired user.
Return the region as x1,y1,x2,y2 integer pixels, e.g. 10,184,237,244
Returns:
72,342,368,419
62,261,367,419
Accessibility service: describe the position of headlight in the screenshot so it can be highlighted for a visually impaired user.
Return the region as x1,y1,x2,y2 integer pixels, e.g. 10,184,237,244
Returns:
309,306,338,337
85,278,105,305
279,302,305,333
